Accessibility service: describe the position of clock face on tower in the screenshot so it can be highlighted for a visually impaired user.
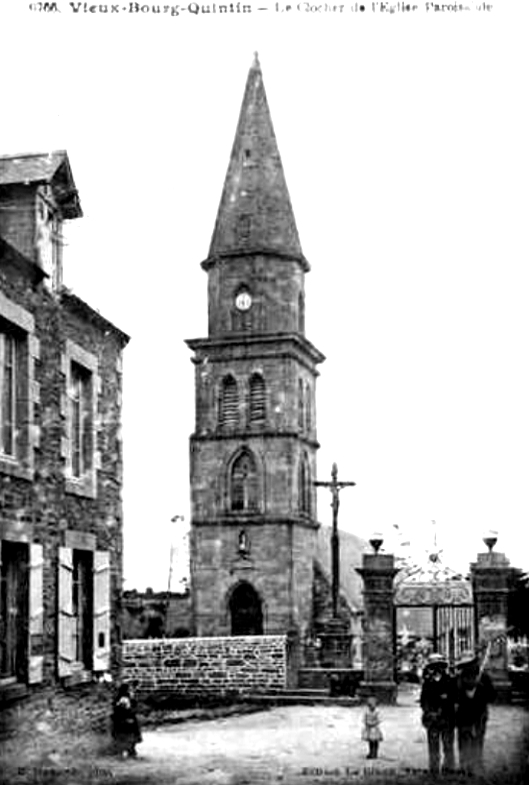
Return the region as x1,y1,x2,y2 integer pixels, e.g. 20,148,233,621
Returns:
235,290,252,311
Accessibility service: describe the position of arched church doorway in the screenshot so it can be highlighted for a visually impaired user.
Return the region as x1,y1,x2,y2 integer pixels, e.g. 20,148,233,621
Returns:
229,582,263,635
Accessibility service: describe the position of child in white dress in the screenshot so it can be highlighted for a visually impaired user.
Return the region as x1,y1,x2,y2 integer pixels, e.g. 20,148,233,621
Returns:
361,696,383,759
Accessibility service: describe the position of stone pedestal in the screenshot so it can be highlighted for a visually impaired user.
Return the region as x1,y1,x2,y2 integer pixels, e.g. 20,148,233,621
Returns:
318,617,352,669
356,553,398,704
286,627,301,689
471,550,512,700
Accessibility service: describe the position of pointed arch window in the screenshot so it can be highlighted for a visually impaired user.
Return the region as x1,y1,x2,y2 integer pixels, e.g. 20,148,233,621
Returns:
230,450,259,512
305,382,311,433
219,375,239,428
249,373,266,426
298,379,304,430
299,453,312,515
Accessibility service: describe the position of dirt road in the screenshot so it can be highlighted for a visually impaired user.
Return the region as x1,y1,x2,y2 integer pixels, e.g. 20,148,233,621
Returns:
3,691,528,785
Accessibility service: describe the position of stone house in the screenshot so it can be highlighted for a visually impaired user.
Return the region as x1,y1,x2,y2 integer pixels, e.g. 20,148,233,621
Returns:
0,151,129,737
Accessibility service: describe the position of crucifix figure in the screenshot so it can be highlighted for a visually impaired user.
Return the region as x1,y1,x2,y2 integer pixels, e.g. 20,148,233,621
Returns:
314,463,356,618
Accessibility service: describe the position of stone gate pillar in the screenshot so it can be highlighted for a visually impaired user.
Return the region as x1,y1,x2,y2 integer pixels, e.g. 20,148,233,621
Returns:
471,548,512,701
356,552,398,704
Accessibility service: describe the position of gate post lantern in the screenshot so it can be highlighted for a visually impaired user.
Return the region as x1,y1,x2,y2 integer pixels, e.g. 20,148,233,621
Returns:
356,534,399,704
470,532,513,701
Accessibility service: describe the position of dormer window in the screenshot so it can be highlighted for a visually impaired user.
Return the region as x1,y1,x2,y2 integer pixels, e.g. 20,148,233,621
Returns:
36,191,63,290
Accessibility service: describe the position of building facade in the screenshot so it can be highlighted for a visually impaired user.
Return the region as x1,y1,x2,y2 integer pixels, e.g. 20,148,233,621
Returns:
187,56,326,638
0,151,128,734
122,588,192,640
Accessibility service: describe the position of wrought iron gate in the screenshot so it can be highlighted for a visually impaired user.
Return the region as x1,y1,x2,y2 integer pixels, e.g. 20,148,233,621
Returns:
393,577,475,680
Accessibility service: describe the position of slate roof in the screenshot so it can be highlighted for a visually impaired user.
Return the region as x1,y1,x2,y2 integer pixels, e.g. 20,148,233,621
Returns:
206,54,307,268
0,151,82,219
60,289,130,346
0,237,46,284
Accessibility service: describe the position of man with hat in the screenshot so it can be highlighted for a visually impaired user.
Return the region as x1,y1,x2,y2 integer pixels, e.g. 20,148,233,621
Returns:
454,649,495,775
420,652,456,775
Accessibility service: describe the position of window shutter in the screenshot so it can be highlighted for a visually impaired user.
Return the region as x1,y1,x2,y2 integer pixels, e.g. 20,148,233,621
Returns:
220,377,238,427
249,375,266,425
93,550,111,672
28,543,44,684
58,546,75,677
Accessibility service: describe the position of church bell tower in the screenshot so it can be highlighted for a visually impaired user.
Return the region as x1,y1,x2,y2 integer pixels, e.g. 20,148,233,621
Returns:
187,55,325,637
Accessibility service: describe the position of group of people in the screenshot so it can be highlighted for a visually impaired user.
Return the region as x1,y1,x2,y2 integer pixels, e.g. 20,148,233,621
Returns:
420,649,494,776
112,648,494,773
361,648,495,776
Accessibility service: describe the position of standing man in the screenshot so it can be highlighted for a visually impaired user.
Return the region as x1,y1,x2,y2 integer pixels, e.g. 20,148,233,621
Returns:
454,650,495,776
420,653,456,775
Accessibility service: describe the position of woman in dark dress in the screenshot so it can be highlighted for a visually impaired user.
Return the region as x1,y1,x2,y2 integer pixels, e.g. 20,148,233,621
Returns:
112,682,142,758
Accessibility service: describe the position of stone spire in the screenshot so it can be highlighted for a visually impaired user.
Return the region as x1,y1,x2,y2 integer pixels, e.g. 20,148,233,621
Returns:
206,54,305,265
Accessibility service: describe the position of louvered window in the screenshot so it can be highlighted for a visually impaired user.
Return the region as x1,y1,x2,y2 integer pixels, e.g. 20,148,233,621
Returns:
231,451,258,512
249,374,266,425
219,376,239,428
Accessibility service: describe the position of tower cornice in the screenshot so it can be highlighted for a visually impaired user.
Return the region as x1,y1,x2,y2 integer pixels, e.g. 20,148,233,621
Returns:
186,332,325,367
190,431,321,450
201,248,310,274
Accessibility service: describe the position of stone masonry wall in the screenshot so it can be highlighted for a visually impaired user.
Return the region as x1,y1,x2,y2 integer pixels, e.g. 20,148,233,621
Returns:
0,682,113,744
0,185,128,744
122,636,287,699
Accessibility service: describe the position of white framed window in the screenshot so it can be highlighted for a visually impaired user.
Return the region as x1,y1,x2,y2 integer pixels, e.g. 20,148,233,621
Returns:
0,292,38,480
70,362,93,479
62,340,99,498
36,188,63,291
0,330,18,458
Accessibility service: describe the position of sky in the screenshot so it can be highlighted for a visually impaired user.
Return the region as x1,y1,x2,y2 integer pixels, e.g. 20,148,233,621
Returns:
1,1,528,590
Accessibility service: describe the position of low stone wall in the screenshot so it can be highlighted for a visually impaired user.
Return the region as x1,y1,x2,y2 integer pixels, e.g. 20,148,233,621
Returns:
122,635,287,699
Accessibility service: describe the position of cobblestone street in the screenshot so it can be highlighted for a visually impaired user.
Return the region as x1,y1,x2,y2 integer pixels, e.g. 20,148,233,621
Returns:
3,688,528,785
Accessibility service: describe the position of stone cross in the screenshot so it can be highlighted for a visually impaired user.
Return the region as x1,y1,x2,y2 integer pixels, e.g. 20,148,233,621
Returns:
314,463,356,618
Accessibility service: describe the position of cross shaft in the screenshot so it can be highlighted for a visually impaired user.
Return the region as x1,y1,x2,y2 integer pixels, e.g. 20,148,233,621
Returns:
313,463,356,619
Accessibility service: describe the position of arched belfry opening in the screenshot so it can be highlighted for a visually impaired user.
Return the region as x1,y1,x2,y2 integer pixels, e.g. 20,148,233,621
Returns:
229,582,263,635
